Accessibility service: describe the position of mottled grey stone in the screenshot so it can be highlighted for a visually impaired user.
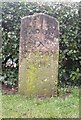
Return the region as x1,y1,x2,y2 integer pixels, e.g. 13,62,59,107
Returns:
19,13,59,98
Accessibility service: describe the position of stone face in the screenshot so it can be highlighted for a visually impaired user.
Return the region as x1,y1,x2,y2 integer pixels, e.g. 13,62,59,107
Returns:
19,13,59,97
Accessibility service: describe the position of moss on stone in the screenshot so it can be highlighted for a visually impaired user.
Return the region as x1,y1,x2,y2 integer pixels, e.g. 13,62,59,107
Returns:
19,51,58,97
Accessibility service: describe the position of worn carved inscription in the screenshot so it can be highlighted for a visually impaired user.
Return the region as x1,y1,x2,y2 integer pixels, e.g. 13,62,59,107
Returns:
19,13,59,97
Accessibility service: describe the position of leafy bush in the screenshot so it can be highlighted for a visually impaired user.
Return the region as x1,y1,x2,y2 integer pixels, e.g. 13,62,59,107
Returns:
2,2,81,87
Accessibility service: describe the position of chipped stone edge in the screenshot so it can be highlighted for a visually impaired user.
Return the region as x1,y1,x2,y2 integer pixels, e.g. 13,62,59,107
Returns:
21,13,59,25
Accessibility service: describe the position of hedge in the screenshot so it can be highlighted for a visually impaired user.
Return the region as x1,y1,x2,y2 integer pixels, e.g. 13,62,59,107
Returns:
2,2,81,87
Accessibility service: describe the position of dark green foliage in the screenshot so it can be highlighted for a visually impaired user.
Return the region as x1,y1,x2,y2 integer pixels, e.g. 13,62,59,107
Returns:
2,2,81,87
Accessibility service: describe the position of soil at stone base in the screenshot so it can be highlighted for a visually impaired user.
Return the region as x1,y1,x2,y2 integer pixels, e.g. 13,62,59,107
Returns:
1,83,18,95
1,83,71,99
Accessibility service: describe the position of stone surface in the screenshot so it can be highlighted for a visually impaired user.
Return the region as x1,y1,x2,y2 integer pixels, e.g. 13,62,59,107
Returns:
19,13,59,97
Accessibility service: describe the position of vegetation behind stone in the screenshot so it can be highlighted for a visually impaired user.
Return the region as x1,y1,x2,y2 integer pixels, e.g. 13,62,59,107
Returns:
2,2,81,87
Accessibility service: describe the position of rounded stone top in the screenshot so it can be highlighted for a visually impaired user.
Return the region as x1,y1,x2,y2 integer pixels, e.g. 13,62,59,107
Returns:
21,13,59,25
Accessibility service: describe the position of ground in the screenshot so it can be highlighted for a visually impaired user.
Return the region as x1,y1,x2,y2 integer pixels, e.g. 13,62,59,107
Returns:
1,86,79,118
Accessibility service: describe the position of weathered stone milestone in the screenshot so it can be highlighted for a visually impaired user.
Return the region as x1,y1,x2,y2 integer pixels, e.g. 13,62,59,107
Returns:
19,13,59,97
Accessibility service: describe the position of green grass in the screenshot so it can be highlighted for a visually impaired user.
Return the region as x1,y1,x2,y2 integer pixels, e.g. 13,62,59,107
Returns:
2,87,79,118
0,90,2,119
